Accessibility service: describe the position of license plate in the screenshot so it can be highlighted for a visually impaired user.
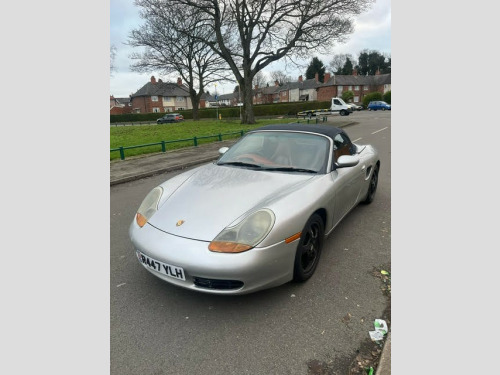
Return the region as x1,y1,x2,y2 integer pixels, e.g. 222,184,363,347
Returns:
136,251,185,281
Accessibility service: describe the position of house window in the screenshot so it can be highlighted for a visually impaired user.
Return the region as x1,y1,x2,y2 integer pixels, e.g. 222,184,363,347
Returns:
348,86,352,90
164,107,172,112
364,86,369,91
338,85,343,94
177,107,185,111
153,107,160,113
176,96,184,102
152,96,158,101
163,97,173,103
354,96,359,102
355,86,359,90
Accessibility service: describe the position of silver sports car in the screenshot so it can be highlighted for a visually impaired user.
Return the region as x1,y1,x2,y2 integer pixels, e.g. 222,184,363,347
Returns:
129,123,380,294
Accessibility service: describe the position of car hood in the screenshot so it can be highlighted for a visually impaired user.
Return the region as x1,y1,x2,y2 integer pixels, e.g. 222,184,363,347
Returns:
148,163,315,241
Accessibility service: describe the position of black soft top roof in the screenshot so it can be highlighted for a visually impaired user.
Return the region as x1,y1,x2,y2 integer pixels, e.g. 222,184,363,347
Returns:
252,123,344,140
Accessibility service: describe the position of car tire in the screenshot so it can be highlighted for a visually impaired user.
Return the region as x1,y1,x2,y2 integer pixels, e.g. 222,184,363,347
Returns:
363,165,379,204
368,108,371,111
340,109,347,116
293,213,324,282
308,113,312,119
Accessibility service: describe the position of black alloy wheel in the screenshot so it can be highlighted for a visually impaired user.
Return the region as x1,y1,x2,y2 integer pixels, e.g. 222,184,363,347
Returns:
293,214,324,282
363,165,379,204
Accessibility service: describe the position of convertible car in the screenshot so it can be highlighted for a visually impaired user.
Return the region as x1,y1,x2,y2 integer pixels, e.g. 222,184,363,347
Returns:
129,123,380,294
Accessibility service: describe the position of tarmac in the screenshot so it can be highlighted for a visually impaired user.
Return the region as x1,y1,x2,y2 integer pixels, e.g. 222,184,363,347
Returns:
109,127,391,375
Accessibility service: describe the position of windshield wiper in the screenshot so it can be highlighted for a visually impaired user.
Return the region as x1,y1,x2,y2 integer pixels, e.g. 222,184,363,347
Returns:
217,161,262,169
262,167,317,174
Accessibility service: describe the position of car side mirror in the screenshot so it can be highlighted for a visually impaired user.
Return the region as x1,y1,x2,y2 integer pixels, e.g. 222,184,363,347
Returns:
218,147,229,155
336,155,359,168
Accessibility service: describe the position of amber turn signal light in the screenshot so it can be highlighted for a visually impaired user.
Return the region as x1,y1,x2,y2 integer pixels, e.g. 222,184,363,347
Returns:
208,241,252,253
136,213,148,228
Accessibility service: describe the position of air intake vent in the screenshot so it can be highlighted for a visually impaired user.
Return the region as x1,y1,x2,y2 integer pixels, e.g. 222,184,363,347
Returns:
193,277,244,290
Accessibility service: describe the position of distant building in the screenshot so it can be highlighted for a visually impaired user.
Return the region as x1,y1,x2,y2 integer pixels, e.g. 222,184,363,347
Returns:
129,76,192,113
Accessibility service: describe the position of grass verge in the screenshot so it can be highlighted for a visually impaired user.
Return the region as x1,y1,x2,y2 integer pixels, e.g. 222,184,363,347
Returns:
110,117,319,160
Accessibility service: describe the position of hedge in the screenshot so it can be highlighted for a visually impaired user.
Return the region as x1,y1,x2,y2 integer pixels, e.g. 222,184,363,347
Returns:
110,101,332,123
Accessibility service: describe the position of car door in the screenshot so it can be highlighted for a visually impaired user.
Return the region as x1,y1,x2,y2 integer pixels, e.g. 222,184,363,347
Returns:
331,133,365,225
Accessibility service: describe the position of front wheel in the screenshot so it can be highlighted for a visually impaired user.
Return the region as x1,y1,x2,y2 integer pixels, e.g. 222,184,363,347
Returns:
293,214,324,282
363,165,379,204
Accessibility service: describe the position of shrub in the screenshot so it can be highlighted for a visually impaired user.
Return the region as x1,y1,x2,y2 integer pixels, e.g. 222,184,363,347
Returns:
341,90,354,103
362,92,383,108
383,90,391,104
110,101,332,123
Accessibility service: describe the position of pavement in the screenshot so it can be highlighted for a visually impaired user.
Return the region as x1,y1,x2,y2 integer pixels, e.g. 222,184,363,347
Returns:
109,125,391,375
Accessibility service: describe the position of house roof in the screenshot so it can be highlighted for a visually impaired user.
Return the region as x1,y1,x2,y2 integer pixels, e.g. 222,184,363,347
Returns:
287,78,321,90
115,97,130,105
321,73,391,87
131,81,190,98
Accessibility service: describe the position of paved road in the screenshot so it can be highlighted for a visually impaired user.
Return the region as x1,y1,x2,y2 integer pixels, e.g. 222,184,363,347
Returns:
110,111,391,374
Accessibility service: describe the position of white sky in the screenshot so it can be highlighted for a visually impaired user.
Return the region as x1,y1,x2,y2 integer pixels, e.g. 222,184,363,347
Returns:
110,0,391,98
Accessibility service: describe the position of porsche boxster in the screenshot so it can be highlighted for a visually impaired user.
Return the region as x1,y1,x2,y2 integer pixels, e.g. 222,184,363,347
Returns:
129,123,380,294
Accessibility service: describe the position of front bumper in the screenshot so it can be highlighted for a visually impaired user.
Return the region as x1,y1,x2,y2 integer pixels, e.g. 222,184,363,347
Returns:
129,221,297,295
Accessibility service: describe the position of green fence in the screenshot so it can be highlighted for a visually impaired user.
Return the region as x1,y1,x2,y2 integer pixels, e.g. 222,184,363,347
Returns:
110,117,328,160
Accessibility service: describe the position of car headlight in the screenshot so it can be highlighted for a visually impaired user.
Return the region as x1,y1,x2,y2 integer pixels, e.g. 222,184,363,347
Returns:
135,186,163,227
208,209,275,253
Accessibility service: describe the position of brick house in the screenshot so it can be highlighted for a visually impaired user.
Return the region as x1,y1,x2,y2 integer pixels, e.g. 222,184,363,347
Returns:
130,76,193,113
110,96,132,115
288,74,322,102
317,70,391,103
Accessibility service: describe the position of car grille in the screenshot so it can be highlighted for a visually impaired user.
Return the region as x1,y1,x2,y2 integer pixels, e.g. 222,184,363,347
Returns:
193,277,244,290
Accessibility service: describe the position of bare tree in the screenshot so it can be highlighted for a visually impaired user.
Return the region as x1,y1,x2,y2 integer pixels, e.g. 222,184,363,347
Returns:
127,0,232,120
270,71,292,86
170,0,373,123
252,71,267,88
328,54,357,74
110,44,117,76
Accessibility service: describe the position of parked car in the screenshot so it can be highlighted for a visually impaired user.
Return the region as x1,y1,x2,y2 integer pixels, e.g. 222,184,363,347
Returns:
348,103,363,111
367,101,391,111
157,113,184,124
129,123,380,295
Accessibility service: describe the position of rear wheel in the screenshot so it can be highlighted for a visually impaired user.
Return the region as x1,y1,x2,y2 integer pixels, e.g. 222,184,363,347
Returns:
293,214,324,282
363,165,379,204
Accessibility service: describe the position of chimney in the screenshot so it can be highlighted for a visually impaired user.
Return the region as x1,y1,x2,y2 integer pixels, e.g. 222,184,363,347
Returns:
323,73,331,83
150,76,156,84
254,84,259,89
298,75,303,83
158,79,163,83
375,69,381,75
352,69,357,76
274,80,279,87
177,77,182,85
314,73,319,83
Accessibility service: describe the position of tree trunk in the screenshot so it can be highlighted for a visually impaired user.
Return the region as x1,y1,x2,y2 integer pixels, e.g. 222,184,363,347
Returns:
189,88,201,121
241,76,255,124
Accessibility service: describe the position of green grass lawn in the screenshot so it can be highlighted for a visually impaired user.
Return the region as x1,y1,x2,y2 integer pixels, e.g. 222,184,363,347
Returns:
110,117,306,160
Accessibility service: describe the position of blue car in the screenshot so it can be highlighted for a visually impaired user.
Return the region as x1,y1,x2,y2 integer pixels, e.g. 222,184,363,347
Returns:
368,101,391,111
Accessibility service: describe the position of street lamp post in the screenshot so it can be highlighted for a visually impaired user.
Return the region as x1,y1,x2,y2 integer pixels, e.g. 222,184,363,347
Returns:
214,83,218,122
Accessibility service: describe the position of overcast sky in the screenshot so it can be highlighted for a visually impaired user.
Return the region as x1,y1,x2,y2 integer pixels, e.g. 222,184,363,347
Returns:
110,0,391,98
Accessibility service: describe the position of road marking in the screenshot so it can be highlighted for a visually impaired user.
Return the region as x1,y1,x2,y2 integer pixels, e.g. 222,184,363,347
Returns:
117,283,126,288
353,138,362,142
372,127,388,135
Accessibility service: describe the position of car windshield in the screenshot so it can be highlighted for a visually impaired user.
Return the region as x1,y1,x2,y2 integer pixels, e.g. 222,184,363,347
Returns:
217,131,330,174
